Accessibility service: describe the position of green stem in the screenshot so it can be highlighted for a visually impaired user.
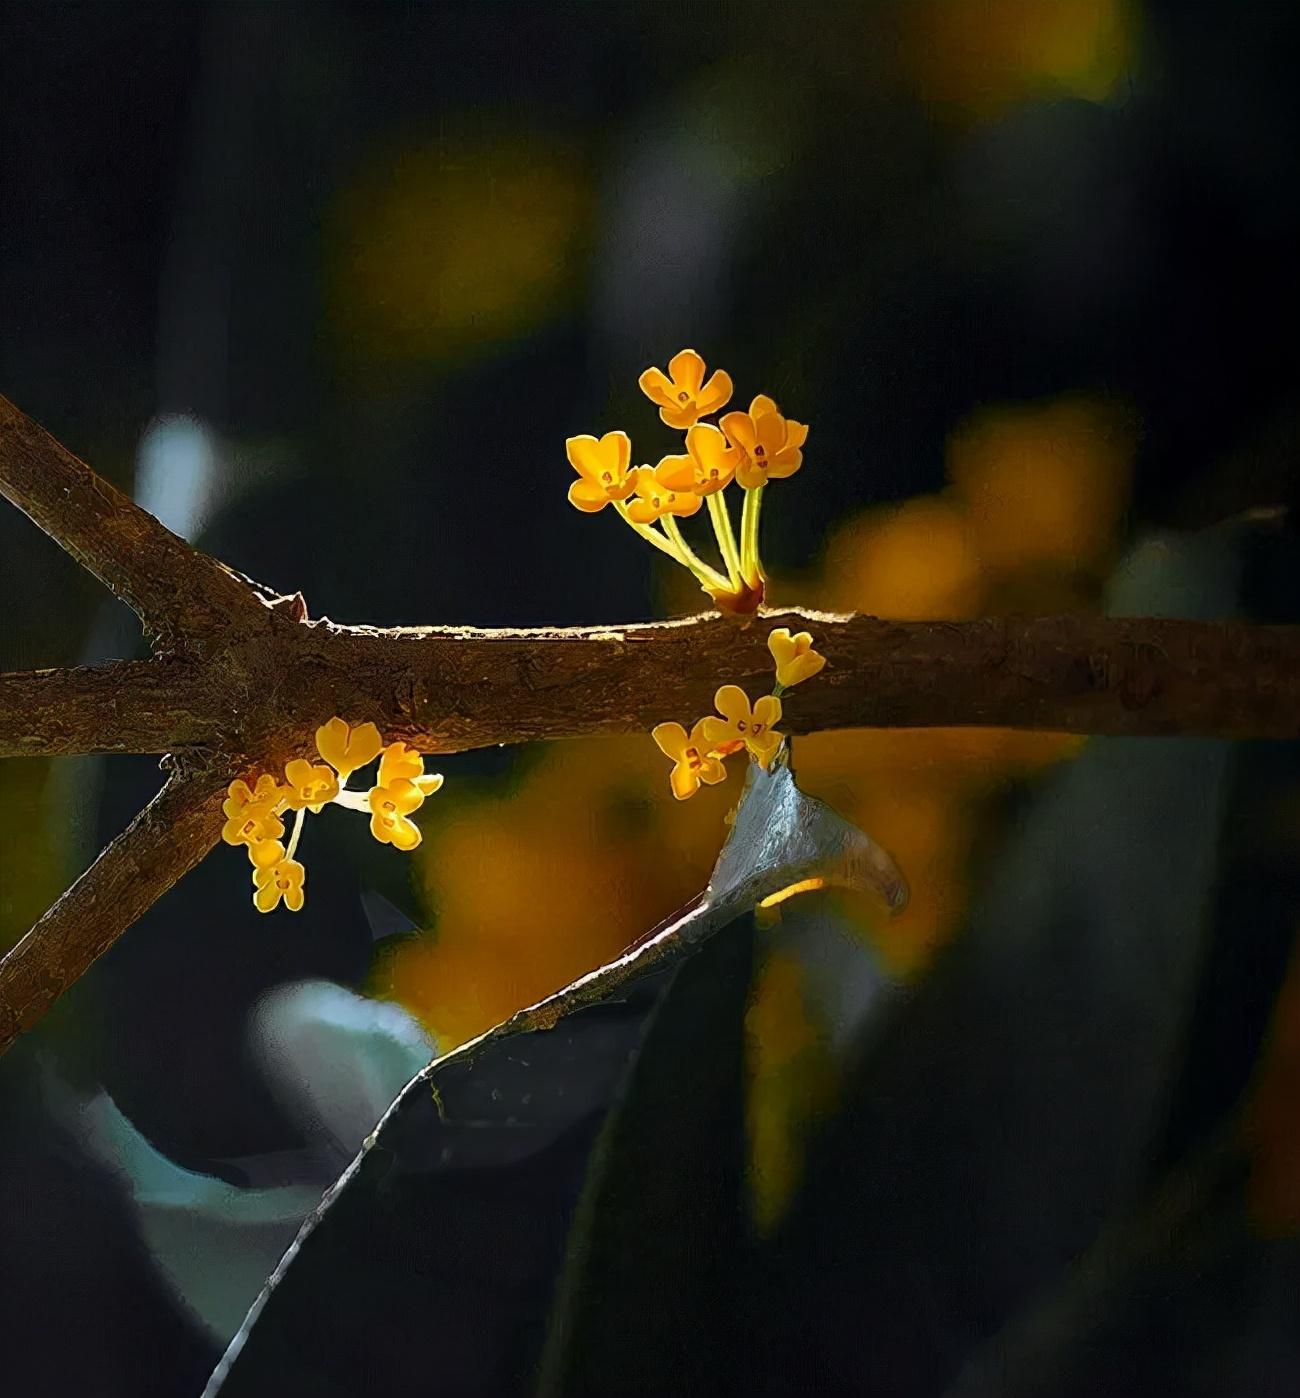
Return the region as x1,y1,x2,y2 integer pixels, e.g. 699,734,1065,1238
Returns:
286,808,306,860
661,516,732,592
740,484,765,586
614,501,682,563
706,491,744,588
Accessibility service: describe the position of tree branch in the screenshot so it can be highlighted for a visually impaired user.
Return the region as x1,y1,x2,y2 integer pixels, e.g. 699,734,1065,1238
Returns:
0,393,255,646
0,768,227,1056
0,660,219,757
4,391,1300,1056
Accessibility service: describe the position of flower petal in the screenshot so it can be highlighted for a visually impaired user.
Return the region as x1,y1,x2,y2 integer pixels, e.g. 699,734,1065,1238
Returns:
283,885,305,913
637,366,675,409
699,755,729,785
666,491,702,518
669,761,700,801
719,411,758,456
250,838,286,869
378,741,423,788
253,883,281,914
695,370,734,416
568,479,610,512
753,694,783,729
658,403,699,430
651,721,689,761
389,816,423,852
655,453,696,492
749,394,780,419
668,348,705,394
565,434,605,482
626,499,661,524
749,730,784,768
714,684,752,726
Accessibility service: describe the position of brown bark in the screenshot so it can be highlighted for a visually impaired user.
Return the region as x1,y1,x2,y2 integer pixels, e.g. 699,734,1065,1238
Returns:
0,769,228,1055
3,391,1300,1054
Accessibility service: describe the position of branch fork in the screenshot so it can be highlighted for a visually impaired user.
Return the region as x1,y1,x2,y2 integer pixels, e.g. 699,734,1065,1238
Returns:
3,392,1300,1055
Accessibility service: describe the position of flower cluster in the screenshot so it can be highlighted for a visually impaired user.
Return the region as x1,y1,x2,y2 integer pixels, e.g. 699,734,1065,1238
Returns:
565,350,808,614
652,628,826,799
221,717,444,913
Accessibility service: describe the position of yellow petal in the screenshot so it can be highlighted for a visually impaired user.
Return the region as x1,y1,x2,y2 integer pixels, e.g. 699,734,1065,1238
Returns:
415,773,444,796
626,499,661,525
565,434,605,482
651,721,689,761
601,430,632,479
283,885,305,913
284,758,315,790
749,730,784,768
253,881,281,913
753,694,783,729
699,715,735,748
714,684,752,726
749,394,780,419
695,370,734,416
378,741,423,787
390,816,423,851
655,453,696,492
719,410,758,455
666,491,702,518
699,755,729,785
249,838,286,869
659,402,701,430
668,348,705,394
637,366,675,409
767,627,797,669
568,478,610,512
669,761,700,801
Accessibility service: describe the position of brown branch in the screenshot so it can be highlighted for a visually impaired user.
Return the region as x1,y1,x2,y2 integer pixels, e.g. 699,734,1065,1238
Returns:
0,660,219,757
0,768,227,1056
0,393,255,645
4,390,1300,1055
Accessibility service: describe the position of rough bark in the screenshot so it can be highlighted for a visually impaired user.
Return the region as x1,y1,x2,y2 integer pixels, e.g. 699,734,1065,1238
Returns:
3,390,1300,1054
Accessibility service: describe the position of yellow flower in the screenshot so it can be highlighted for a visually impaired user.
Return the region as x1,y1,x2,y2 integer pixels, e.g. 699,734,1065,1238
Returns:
221,775,286,847
638,348,733,429
250,839,306,913
368,778,425,851
566,431,637,512
378,741,445,797
720,395,808,490
657,424,739,495
701,685,784,768
282,758,341,813
624,462,704,525
767,628,827,689
315,717,383,781
651,718,730,801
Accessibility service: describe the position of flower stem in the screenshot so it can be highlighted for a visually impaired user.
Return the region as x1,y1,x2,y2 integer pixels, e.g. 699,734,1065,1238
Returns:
707,491,744,588
613,501,682,563
661,516,732,593
286,808,306,860
740,484,765,586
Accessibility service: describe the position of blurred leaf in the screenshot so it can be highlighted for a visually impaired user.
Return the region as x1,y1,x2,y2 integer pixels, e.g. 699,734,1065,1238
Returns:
534,919,755,1398
69,982,434,1342
741,523,1262,1397
206,761,902,1397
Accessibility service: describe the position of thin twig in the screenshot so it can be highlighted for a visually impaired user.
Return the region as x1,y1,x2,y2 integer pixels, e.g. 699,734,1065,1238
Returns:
0,393,254,646
0,768,228,1056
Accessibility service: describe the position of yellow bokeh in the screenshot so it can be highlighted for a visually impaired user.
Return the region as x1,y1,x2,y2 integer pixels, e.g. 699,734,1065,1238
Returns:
327,131,591,369
948,396,1134,577
0,758,64,954
907,0,1138,120
378,389,1130,1203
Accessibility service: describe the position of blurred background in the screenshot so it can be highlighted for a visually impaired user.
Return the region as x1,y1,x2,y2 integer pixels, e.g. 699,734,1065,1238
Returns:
3,2,1300,1394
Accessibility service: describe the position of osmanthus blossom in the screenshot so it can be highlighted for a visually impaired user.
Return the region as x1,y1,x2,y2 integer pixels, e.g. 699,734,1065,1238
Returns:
638,348,733,429
719,395,809,490
564,350,809,612
649,628,828,798
625,461,704,525
566,431,637,513
651,718,730,801
701,685,784,769
767,628,827,692
223,720,444,913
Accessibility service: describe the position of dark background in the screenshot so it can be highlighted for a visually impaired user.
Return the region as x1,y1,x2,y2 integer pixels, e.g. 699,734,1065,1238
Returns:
3,2,1300,1394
